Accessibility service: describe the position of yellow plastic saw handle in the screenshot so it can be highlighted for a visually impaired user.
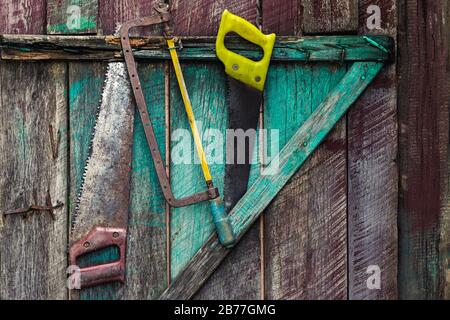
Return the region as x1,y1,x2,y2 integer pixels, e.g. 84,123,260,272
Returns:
216,10,276,92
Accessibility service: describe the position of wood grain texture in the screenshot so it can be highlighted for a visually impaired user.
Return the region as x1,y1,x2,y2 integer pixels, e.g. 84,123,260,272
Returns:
264,63,347,299
262,1,351,300
262,0,302,35
194,225,261,299
303,0,358,34
0,0,47,34
98,0,161,35
69,62,168,299
68,62,119,300
0,62,68,299
123,63,168,299
160,62,383,299
47,0,98,34
169,63,227,279
347,0,398,300
398,0,450,299
170,0,262,300
0,35,393,62
170,0,257,36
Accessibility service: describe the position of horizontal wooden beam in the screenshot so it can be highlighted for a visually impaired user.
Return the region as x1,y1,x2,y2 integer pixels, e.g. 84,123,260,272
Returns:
0,35,393,62
158,61,384,299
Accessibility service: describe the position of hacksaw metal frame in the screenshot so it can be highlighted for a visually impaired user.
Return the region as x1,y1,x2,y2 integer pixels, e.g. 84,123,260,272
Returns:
120,7,220,208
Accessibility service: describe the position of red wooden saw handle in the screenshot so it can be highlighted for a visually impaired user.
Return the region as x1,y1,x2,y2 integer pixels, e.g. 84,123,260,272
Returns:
69,227,126,289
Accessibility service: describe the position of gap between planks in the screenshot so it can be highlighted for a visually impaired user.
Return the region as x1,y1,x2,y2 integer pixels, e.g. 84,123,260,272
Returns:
164,61,171,287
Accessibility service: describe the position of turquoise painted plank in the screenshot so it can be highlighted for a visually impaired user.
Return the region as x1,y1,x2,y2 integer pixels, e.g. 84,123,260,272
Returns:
160,61,384,299
68,62,119,300
170,62,228,279
123,63,167,299
0,35,394,62
247,63,313,189
69,63,105,204
134,35,392,62
70,62,167,299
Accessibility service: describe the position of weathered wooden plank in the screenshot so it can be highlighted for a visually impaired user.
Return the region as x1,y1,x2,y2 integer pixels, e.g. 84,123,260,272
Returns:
177,0,262,301
47,0,98,34
169,62,227,279
262,1,351,300
123,63,168,299
69,63,106,222
98,0,161,35
398,0,450,299
262,0,302,35
0,62,68,299
160,62,384,299
194,226,261,299
68,62,118,300
170,0,257,36
0,0,47,34
347,0,398,300
0,35,394,62
69,62,168,300
264,63,347,299
303,0,358,34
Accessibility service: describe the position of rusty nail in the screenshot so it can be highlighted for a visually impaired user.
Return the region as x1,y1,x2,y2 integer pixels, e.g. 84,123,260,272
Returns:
113,232,120,238
3,193,64,219
83,242,90,248
49,124,61,160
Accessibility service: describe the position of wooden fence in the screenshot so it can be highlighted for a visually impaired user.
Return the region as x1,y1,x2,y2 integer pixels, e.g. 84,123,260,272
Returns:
0,0,449,300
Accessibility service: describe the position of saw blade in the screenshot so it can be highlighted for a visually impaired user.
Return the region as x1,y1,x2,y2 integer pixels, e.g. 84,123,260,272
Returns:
223,77,261,213
70,61,134,244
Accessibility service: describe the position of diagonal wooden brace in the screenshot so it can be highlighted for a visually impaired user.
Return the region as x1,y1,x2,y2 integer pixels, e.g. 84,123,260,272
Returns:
159,61,384,299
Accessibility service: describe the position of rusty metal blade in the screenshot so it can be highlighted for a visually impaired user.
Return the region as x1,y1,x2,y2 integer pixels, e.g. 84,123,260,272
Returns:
70,62,134,244
223,78,261,213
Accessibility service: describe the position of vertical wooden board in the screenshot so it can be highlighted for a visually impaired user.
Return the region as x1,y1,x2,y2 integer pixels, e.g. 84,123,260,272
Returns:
169,0,261,300
170,63,227,279
47,0,98,34
69,63,106,217
0,62,68,299
122,63,167,299
70,62,168,299
98,0,161,35
68,62,118,300
262,0,302,35
195,123,262,300
347,0,398,300
183,0,262,299
398,0,450,299
194,225,261,299
175,0,262,300
303,0,358,34
170,0,257,36
0,0,47,34
264,63,348,299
